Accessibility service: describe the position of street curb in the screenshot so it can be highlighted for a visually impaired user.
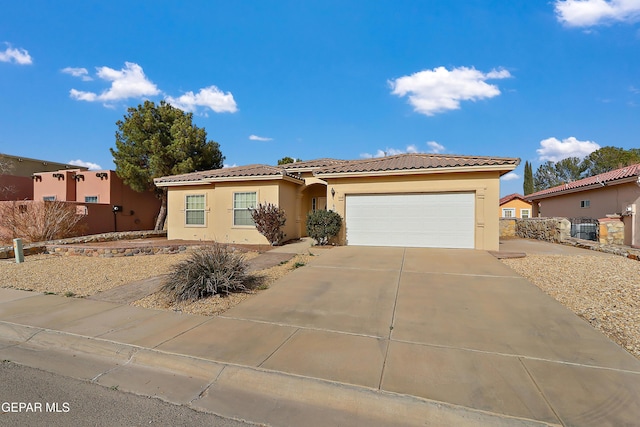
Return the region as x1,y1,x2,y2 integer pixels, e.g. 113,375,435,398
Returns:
0,320,559,427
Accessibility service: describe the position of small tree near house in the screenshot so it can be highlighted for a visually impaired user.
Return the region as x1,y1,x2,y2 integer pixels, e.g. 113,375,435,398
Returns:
250,203,286,245
306,210,342,245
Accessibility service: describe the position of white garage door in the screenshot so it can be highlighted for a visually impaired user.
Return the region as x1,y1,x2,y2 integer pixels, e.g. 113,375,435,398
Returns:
345,193,475,248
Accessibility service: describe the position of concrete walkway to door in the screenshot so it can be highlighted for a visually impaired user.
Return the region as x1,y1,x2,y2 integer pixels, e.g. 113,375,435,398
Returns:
219,246,640,426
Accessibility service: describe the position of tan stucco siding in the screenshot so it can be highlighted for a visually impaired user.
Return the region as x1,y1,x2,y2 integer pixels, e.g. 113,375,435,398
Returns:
499,199,532,218
278,180,302,242
323,171,501,251
166,180,302,244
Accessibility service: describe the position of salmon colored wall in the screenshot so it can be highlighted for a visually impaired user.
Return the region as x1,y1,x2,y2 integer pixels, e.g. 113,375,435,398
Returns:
33,170,159,234
0,175,32,200
75,171,160,232
75,171,112,203
499,198,532,218
33,170,77,201
324,171,502,251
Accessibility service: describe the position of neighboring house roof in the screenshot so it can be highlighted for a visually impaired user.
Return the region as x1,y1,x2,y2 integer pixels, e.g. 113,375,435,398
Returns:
314,153,520,177
499,193,530,206
527,163,640,200
155,164,305,186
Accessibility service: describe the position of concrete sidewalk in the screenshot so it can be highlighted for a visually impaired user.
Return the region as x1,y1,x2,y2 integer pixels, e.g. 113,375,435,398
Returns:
1,245,639,426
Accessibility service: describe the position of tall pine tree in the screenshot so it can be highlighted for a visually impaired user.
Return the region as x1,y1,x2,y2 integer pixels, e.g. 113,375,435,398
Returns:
523,161,534,195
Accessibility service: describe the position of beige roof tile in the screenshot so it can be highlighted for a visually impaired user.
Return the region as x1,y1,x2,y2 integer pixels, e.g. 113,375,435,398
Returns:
314,153,519,175
155,164,303,184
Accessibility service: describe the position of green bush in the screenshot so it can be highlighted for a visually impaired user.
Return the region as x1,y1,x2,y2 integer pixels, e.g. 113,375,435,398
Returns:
306,210,342,245
250,203,286,245
162,244,249,302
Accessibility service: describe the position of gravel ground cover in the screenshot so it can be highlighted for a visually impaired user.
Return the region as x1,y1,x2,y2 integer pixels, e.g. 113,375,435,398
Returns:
0,250,308,316
501,254,640,359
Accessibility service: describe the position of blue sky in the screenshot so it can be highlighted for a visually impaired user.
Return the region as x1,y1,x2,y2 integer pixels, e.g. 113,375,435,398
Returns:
1,0,639,197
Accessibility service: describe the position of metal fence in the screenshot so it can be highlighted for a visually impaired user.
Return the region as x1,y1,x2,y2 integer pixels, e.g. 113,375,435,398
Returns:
568,217,599,241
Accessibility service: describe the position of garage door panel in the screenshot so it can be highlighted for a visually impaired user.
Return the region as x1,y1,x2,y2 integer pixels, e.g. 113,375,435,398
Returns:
345,193,475,248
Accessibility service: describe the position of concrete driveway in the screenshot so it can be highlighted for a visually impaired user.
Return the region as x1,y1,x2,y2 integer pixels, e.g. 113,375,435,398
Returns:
1,245,639,426
175,245,640,426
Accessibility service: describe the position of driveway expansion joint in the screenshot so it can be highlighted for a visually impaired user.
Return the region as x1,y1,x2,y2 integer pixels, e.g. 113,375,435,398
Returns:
518,356,563,426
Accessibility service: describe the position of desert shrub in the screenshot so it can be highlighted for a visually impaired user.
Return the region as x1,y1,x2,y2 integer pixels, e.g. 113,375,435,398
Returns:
250,203,286,245
0,201,87,244
306,210,342,245
162,243,249,302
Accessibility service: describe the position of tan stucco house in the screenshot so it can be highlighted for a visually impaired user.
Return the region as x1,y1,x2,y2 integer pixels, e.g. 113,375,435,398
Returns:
499,193,532,218
155,153,519,250
526,163,640,247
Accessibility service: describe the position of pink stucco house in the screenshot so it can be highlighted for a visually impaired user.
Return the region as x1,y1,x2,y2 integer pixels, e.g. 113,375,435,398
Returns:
32,169,160,235
0,153,86,201
526,163,640,247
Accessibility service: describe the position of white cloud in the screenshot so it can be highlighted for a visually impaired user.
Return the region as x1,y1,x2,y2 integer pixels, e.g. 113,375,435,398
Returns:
555,0,640,27
68,159,102,170
223,163,238,168
427,141,445,153
61,67,92,81
389,66,511,116
165,86,238,113
361,144,420,158
249,135,273,141
0,43,32,65
69,62,159,103
536,136,600,162
501,172,520,181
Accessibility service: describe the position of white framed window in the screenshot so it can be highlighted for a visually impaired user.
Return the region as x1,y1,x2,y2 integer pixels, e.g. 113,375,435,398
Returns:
185,194,206,226
43,196,56,201
521,209,530,219
580,200,590,208
502,208,515,218
233,192,256,226
84,196,98,203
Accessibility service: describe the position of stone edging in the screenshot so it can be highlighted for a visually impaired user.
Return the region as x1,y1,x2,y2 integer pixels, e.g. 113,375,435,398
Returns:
561,237,640,261
0,230,167,259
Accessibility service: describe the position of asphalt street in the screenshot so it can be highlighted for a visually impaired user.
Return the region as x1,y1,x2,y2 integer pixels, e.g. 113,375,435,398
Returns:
0,361,253,427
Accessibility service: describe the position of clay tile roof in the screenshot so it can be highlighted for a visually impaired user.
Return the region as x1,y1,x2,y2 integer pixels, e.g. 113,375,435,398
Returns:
314,153,519,175
155,164,303,184
526,163,640,199
499,193,527,205
277,158,349,170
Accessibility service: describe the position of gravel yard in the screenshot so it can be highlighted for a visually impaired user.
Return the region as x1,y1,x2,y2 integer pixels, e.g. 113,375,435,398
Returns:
501,254,640,359
0,250,304,317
